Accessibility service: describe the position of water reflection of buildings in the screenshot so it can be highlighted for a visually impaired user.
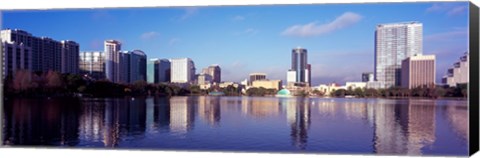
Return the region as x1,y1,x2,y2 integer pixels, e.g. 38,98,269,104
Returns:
444,104,468,142
153,97,171,130
3,98,81,146
169,97,195,134
104,98,147,147
78,98,147,147
79,99,106,144
372,99,436,155
317,100,337,117
284,98,311,150
241,97,281,118
344,101,368,121
197,96,221,126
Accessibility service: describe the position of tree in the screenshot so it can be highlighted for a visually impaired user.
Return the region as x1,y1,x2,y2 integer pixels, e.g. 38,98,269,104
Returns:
312,89,324,96
365,88,379,97
45,70,64,90
189,85,202,95
132,80,148,95
12,69,32,92
353,87,364,97
331,89,346,97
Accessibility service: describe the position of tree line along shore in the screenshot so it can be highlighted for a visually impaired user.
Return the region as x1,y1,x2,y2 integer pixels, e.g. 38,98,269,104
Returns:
3,70,468,99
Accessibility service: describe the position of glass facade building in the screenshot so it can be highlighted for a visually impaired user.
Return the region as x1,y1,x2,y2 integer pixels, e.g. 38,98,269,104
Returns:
104,40,122,83
374,22,422,88
79,51,105,80
291,47,308,83
147,58,171,84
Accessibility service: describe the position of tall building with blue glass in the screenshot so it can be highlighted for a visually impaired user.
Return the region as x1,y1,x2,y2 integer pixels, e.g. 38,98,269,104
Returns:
147,58,170,84
288,47,310,87
128,50,147,83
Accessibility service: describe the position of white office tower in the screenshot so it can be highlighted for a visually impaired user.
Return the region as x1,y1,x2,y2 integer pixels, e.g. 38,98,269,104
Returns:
104,40,122,83
170,58,195,83
375,22,422,88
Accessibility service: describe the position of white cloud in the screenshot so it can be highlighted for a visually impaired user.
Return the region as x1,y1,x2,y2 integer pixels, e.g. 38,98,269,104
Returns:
169,38,181,46
281,12,362,37
232,15,245,22
140,31,159,40
426,3,467,16
425,29,468,42
244,28,258,35
447,6,467,16
180,7,199,20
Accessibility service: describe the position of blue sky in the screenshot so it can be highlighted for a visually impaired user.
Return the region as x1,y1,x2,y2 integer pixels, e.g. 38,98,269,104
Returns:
1,2,469,85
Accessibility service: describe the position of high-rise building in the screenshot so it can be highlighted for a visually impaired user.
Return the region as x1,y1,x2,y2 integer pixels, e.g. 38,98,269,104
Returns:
362,72,374,82
79,51,105,80
442,52,469,87
128,50,147,83
170,58,195,83
61,40,80,74
401,54,435,89
202,65,221,83
374,22,422,88
287,47,310,87
287,70,296,84
306,64,311,86
1,41,32,78
1,29,80,74
1,29,70,73
197,73,212,85
104,40,122,83
291,47,308,83
148,58,170,83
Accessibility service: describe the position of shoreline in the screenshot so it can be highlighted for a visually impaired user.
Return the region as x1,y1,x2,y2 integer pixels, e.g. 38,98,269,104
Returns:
3,94,468,100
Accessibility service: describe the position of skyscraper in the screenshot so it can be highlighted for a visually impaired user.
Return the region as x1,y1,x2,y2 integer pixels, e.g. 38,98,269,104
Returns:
291,47,307,83
148,58,170,84
128,50,147,83
202,65,221,83
104,40,122,83
170,58,195,84
288,47,310,87
1,41,32,78
374,22,422,88
1,29,76,74
401,54,435,89
79,51,105,80
61,40,80,74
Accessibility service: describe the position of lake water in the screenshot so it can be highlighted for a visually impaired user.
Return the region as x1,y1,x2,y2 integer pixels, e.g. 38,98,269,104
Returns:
2,96,469,156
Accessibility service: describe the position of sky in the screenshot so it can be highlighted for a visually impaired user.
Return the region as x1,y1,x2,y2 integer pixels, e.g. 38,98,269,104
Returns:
1,2,469,85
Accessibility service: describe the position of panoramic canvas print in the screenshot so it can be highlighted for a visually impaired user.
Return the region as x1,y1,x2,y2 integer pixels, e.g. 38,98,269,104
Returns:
0,1,472,156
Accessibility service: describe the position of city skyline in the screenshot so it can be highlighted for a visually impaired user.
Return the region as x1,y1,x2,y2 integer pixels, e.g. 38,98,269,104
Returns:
1,2,469,85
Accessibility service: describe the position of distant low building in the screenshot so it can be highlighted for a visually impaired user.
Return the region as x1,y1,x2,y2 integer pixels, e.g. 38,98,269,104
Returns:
251,80,282,90
362,72,374,82
366,81,384,89
312,83,344,96
345,82,367,90
442,52,468,87
219,81,242,89
249,73,267,85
